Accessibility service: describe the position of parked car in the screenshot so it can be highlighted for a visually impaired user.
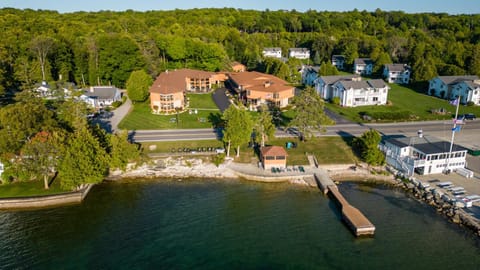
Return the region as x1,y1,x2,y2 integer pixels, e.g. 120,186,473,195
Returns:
458,113,476,120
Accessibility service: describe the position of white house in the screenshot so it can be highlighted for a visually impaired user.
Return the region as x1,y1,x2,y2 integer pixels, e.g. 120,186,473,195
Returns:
262,47,282,58
381,134,468,176
300,65,320,86
383,64,411,84
331,55,345,70
428,75,479,100
314,75,361,100
353,58,374,75
80,86,122,108
332,79,389,107
450,81,480,105
0,161,4,178
288,48,310,59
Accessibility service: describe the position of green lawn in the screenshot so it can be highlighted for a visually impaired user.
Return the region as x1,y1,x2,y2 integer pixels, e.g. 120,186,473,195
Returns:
188,93,219,109
0,178,69,198
119,93,221,130
325,83,480,123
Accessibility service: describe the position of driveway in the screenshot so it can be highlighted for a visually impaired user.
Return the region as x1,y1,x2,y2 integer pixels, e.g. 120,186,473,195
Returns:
91,97,132,133
212,88,231,112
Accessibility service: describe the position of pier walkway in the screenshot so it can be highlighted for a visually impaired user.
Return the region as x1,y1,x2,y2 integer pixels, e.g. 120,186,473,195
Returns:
308,155,375,237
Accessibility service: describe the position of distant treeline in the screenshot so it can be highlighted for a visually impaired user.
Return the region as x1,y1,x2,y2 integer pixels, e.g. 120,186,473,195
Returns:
0,8,479,92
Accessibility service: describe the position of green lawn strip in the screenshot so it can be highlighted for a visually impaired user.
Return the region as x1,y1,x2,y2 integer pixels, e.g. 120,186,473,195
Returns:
142,139,224,153
119,100,221,130
187,92,219,109
324,83,480,123
0,178,69,198
235,137,358,165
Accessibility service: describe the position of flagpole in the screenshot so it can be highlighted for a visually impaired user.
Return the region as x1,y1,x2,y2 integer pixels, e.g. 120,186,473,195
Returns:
445,96,460,174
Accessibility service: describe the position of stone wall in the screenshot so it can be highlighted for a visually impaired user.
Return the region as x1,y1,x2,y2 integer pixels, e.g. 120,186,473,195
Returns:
0,184,93,210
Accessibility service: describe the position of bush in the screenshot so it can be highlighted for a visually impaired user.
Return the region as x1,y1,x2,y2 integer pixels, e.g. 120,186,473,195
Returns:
111,100,123,108
467,101,475,106
212,153,225,167
331,96,340,105
367,110,412,121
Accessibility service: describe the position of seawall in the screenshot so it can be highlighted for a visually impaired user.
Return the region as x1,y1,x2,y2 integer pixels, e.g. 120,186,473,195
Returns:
0,184,94,210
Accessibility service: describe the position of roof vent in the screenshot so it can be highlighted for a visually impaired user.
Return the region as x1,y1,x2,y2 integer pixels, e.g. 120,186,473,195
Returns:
418,129,423,138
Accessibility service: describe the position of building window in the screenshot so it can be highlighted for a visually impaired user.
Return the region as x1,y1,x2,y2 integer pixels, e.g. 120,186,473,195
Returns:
276,156,286,160
372,97,378,102
273,93,279,99
265,156,275,160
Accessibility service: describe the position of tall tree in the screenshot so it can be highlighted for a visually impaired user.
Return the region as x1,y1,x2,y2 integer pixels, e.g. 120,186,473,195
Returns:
222,106,253,157
58,126,110,190
126,70,153,103
22,131,64,189
30,36,55,82
108,130,141,171
288,87,332,141
254,105,276,147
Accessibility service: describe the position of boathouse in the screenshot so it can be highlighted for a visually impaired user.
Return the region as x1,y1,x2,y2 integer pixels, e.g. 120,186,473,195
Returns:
260,146,287,170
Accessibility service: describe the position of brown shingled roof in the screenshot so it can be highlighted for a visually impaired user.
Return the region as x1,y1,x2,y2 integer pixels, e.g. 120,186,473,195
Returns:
228,71,293,93
261,146,288,157
149,69,219,94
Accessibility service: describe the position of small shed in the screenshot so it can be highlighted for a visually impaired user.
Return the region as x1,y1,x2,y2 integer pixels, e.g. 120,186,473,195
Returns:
260,146,288,170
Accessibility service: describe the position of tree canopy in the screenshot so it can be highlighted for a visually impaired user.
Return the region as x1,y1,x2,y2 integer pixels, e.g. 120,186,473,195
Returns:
126,70,153,102
222,106,254,157
1,8,480,93
288,87,332,141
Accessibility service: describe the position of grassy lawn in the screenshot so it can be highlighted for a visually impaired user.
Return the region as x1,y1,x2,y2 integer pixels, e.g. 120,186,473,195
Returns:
0,178,68,198
119,93,221,130
325,83,480,123
146,137,358,166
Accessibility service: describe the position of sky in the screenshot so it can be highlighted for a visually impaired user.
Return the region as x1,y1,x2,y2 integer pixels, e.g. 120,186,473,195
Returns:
2,0,480,14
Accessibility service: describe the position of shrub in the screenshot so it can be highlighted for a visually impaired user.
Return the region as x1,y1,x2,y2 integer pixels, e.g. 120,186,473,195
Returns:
467,101,475,106
331,97,340,105
368,110,412,121
111,101,123,108
212,153,225,167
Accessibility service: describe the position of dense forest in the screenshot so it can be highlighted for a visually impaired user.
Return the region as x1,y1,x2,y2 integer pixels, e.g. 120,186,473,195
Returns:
1,7,480,93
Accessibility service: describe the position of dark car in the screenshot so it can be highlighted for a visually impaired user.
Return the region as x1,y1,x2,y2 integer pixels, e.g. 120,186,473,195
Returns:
460,113,476,120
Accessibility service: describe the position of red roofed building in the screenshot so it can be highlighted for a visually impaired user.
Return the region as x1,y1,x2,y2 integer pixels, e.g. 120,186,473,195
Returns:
227,71,295,110
149,69,227,114
260,146,288,170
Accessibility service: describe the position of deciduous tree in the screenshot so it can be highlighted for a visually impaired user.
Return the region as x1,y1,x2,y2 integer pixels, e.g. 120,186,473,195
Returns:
126,70,152,103
288,87,332,141
222,106,254,157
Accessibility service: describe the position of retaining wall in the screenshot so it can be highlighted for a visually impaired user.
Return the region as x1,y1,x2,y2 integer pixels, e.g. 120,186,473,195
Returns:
0,184,93,210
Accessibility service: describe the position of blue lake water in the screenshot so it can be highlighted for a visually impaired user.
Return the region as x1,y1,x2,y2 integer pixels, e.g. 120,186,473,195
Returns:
0,178,479,269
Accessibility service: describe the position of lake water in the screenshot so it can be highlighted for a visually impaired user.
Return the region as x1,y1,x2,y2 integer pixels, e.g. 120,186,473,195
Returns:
1,178,479,269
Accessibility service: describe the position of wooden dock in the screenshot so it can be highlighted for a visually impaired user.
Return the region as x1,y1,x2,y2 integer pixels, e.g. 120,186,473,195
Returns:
327,186,376,237
314,172,375,237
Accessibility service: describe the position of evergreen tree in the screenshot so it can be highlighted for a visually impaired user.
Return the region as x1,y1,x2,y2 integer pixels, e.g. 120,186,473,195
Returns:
58,126,110,190
353,129,385,166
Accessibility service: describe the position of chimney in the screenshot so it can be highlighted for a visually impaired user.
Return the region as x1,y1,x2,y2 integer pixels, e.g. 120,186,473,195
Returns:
417,129,423,138
264,81,271,88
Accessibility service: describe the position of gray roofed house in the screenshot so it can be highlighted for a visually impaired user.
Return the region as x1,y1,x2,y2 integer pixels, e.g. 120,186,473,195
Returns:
288,48,310,59
331,55,346,70
353,58,374,75
314,75,361,100
428,75,479,102
382,135,468,175
80,86,122,108
383,64,411,84
333,78,390,107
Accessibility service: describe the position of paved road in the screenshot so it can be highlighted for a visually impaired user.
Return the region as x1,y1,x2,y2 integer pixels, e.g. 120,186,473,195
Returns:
132,119,480,149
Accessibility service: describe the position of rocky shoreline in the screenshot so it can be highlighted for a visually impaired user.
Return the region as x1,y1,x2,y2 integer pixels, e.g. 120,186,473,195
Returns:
400,178,480,237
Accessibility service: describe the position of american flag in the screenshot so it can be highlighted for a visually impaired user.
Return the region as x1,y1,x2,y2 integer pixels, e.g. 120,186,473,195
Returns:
449,98,459,106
